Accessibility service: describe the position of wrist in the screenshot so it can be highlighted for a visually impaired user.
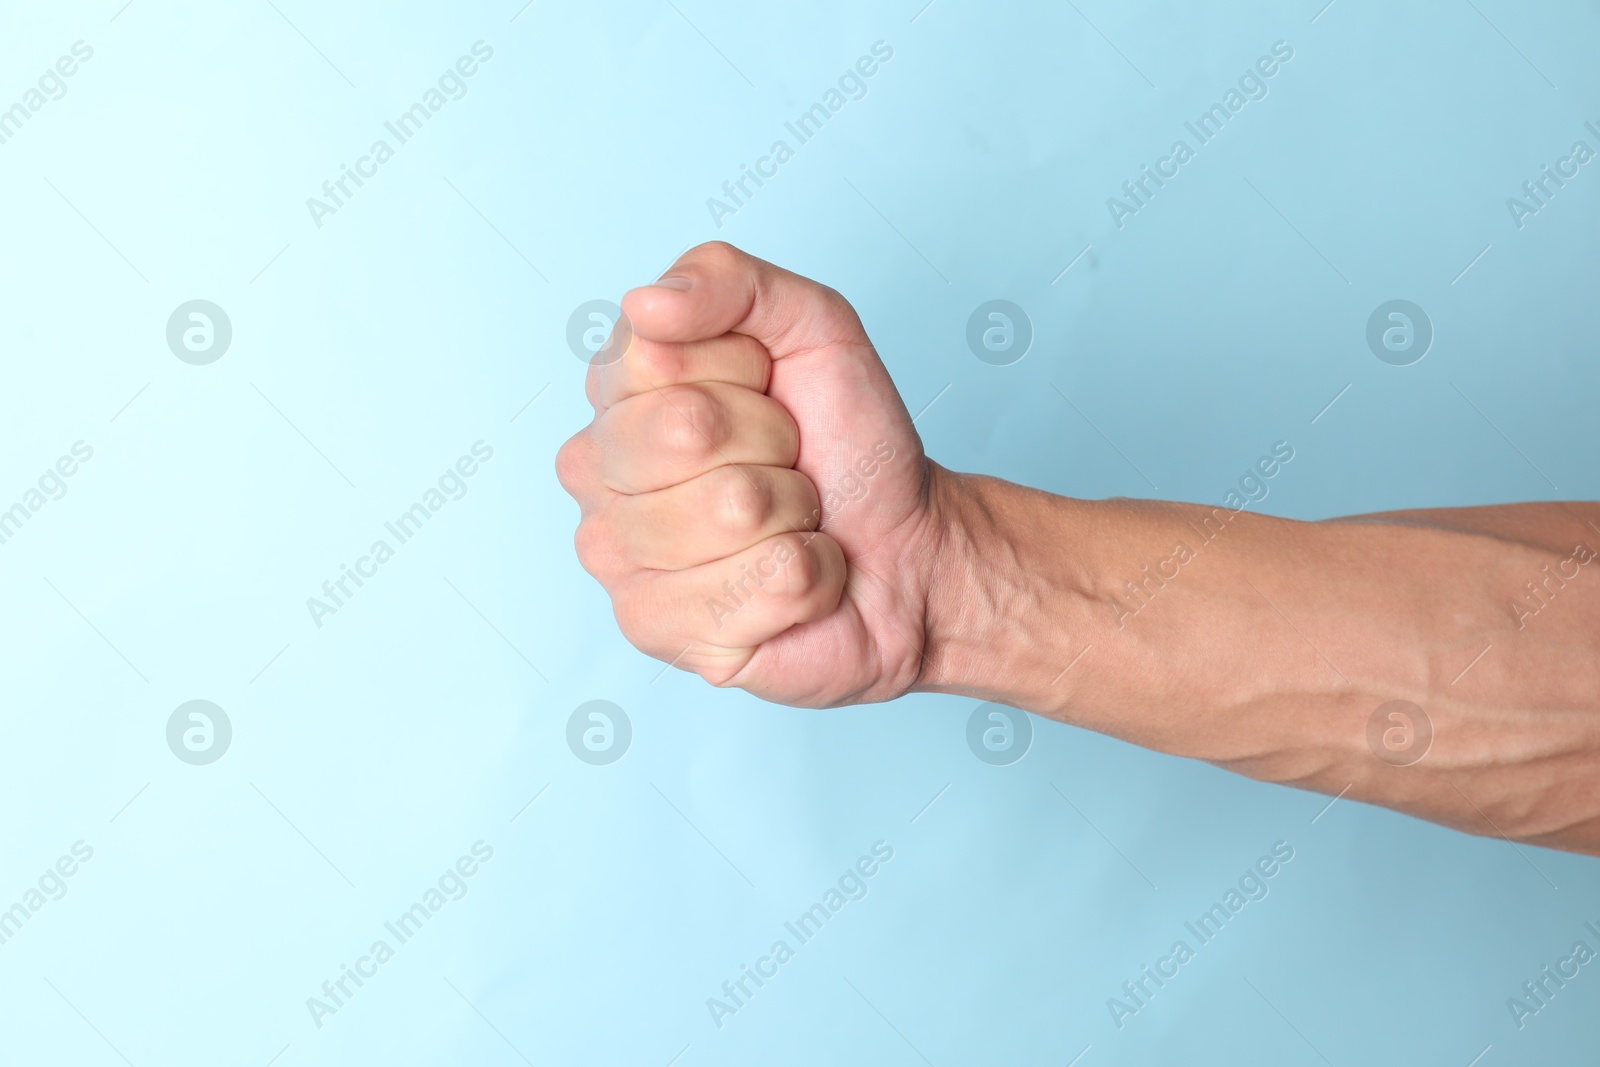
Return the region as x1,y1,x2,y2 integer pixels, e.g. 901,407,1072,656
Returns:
914,464,1104,713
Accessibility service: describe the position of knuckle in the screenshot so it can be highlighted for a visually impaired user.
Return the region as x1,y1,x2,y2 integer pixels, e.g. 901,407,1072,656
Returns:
820,285,863,327
572,514,619,578
554,433,589,493
656,384,721,461
569,518,604,575
714,468,770,539
771,532,822,598
610,584,661,653
815,282,846,306
697,240,741,269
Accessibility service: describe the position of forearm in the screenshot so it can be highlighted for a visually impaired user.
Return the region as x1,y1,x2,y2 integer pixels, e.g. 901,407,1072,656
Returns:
918,465,1600,854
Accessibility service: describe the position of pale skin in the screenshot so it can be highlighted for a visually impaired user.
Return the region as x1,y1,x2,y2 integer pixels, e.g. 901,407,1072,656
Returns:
556,241,1600,856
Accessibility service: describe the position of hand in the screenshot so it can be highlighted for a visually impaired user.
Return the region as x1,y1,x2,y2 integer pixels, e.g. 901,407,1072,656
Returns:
556,242,952,707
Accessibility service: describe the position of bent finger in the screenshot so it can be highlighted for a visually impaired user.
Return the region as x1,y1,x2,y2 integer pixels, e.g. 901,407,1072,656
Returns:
612,530,846,659
589,331,772,411
592,381,799,494
588,464,821,572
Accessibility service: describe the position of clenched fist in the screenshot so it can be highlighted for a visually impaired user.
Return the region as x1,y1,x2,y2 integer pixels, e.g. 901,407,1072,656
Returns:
555,244,1600,855
555,241,954,707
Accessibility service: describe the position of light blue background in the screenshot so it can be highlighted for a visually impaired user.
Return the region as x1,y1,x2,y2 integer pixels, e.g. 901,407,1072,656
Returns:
2,1,1598,1064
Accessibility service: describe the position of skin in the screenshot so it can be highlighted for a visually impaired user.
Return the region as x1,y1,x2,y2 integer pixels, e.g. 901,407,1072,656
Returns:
557,241,1600,856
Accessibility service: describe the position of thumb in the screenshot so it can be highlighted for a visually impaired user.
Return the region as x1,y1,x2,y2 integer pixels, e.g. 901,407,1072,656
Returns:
621,241,862,358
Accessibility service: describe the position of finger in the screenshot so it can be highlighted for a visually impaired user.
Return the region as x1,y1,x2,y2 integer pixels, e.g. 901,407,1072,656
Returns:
592,381,799,494
589,331,772,411
582,464,821,573
555,425,606,514
581,307,635,409
611,530,846,658
620,241,864,355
